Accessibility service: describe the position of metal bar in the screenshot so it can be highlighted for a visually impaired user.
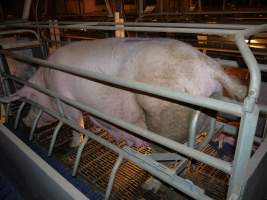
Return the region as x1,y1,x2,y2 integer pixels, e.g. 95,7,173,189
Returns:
48,120,63,156
198,117,216,149
22,0,32,20
5,103,10,123
20,99,213,199
6,23,240,35
29,109,43,141
72,135,89,176
4,77,232,174
218,59,267,72
105,0,113,17
188,110,201,148
2,52,243,117
14,100,26,129
122,147,211,200
48,21,257,29
243,24,267,38
235,33,261,100
0,29,40,41
104,155,123,200
55,97,65,117
227,105,259,199
149,152,184,161
142,10,267,15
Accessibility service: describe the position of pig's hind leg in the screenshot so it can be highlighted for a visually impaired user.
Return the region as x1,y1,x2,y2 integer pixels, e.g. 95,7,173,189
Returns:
63,106,84,148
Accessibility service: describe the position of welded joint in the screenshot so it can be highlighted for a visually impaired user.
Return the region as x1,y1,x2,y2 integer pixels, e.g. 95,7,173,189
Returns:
48,120,64,156
105,155,124,200
72,135,89,176
243,96,257,113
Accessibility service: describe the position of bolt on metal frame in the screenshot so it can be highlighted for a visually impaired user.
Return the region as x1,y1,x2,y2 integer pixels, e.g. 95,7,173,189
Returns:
0,23,266,199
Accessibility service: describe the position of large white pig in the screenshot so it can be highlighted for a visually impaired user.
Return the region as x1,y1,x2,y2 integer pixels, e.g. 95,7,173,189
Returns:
12,37,246,148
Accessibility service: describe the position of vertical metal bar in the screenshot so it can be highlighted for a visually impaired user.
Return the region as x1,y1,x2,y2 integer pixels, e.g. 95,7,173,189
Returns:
55,97,64,117
160,0,164,14
29,109,43,141
22,0,32,20
207,117,216,142
188,110,201,148
14,101,26,129
227,105,259,199
105,155,123,200
198,117,216,149
5,103,10,123
72,135,89,176
105,0,113,17
138,0,143,17
48,120,63,156
198,0,202,11
235,33,261,101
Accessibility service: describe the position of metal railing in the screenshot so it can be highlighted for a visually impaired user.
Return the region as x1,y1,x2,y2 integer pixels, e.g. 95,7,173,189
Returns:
0,22,266,200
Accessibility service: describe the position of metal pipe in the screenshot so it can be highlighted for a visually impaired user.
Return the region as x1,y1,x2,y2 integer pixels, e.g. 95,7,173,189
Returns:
23,99,212,199
14,100,26,129
55,97,65,117
0,29,40,41
22,0,32,20
72,135,89,176
105,0,113,17
235,33,261,100
188,110,201,148
1,51,243,117
5,103,10,123
105,155,123,200
29,109,43,141
5,76,232,174
227,106,259,198
6,23,240,36
50,21,257,29
198,117,216,149
243,24,267,38
48,120,63,156
138,0,144,17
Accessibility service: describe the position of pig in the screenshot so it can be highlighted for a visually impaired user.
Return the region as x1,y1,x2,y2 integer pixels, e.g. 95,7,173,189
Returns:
11,37,246,148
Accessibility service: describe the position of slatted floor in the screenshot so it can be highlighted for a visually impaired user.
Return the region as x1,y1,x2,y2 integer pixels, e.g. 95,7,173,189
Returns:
33,121,229,200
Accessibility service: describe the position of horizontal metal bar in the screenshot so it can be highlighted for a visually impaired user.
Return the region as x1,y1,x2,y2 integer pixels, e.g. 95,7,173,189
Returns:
243,24,267,38
6,76,232,174
21,99,213,199
33,21,257,30
3,20,258,30
2,51,243,116
7,23,240,35
142,10,267,16
218,59,267,72
0,29,40,41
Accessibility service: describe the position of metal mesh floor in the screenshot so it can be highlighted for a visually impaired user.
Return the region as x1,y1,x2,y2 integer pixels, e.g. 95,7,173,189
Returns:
60,128,152,200
33,122,229,200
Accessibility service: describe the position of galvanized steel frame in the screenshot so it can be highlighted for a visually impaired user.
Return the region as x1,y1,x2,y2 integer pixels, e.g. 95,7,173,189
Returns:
0,22,266,199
